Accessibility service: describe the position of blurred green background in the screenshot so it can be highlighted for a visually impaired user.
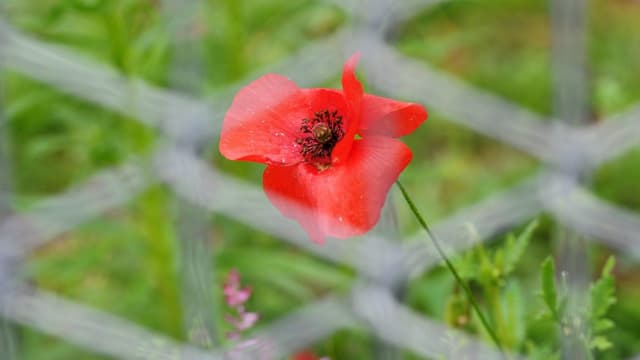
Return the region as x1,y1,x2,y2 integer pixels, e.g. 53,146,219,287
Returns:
1,0,640,359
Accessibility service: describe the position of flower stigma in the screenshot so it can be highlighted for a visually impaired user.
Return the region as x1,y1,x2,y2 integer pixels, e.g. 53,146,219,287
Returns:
312,123,332,143
296,110,345,171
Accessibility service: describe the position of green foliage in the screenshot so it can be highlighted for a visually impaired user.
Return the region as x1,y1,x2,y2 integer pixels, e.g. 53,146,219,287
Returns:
445,287,472,329
535,256,618,359
502,220,537,275
444,220,538,350
539,256,563,322
442,223,620,358
588,257,617,351
454,220,538,287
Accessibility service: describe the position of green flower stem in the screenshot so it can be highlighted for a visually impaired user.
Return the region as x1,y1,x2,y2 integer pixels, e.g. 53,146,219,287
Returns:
396,181,504,353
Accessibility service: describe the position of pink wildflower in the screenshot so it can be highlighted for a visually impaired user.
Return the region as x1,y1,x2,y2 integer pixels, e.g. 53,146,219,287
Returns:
223,269,259,340
224,269,252,307
225,311,259,332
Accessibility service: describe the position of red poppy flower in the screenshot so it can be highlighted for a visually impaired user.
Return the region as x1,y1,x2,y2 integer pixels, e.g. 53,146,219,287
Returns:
219,53,427,244
291,351,320,360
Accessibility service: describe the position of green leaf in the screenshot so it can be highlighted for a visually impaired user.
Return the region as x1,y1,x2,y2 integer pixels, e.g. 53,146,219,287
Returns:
540,256,559,320
452,247,479,281
478,246,496,286
503,220,538,275
590,257,617,319
590,336,613,351
594,318,614,332
601,256,615,278
501,282,526,348
585,256,617,355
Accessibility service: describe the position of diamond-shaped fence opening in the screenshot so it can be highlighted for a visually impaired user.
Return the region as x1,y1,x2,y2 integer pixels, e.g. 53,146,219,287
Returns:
1,0,640,359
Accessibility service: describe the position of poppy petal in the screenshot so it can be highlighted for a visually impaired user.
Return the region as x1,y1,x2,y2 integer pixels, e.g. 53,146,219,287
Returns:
262,164,325,244
359,94,428,137
331,53,364,164
292,352,319,360
219,74,308,165
301,88,349,120
263,136,412,243
341,52,363,111
316,136,412,238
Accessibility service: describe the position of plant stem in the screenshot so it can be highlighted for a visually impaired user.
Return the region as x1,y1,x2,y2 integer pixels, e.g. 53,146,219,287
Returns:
396,180,504,352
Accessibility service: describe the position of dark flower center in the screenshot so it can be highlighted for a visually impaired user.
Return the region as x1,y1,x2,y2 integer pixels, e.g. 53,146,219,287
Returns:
312,124,332,143
296,110,345,170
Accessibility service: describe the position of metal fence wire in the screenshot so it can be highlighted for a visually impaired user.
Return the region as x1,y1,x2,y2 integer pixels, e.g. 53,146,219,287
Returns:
1,0,640,359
